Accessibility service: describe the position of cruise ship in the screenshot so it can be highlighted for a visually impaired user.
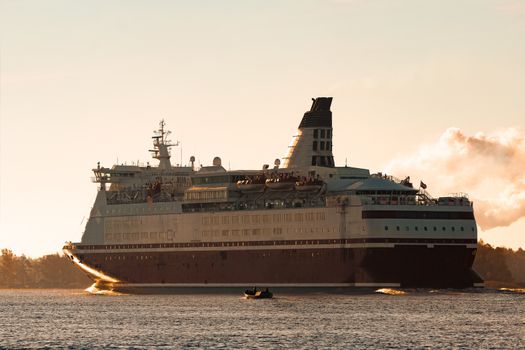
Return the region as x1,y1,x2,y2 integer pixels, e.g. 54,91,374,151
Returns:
63,97,483,291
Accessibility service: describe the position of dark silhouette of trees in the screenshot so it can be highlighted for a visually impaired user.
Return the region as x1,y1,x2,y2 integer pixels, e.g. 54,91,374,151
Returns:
0,249,91,288
473,240,525,287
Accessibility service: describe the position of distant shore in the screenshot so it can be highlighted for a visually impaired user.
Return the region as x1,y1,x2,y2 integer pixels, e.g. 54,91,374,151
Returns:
1,242,523,289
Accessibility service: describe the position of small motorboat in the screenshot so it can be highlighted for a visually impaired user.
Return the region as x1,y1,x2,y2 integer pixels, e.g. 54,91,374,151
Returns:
244,287,273,299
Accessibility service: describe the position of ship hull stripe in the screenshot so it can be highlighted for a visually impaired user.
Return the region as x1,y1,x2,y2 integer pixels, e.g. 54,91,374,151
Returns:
74,242,477,254
113,282,401,288
74,237,477,252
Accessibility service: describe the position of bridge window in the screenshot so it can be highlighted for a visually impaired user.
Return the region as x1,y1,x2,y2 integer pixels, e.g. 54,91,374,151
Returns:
314,129,319,138
320,141,325,150
321,129,326,138
313,141,317,151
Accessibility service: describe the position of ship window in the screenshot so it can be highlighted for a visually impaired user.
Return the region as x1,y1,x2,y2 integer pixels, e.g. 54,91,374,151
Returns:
405,226,409,231
471,227,474,232
314,129,319,138
461,227,464,231
433,227,437,231
311,156,317,166
320,141,325,150
384,226,389,231
452,227,455,232
442,227,446,231
321,129,325,138
396,226,400,231
313,141,317,151
327,130,331,138
326,141,331,151
415,226,419,231
424,226,428,231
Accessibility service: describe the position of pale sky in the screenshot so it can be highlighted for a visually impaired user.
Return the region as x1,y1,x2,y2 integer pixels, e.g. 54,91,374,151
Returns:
1,0,524,257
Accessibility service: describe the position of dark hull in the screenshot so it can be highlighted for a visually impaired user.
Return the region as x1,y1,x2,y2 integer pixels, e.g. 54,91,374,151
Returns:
71,243,483,290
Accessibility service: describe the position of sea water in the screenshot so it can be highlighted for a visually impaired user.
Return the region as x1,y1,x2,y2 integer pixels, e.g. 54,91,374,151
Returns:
0,288,524,349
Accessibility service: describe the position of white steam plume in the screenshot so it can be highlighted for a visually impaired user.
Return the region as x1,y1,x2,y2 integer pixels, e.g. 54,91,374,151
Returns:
384,127,525,231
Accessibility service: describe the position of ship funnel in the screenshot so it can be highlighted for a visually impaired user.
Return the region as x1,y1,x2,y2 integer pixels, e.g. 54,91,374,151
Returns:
283,97,335,168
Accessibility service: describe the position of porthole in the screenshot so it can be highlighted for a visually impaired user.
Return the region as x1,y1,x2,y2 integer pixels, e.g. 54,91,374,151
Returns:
415,226,419,231
424,227,428,231
452,227,455,232
461,227,465,232
384,226,389,231
442,227,446,231
405,226,409,231
433,227,437,231
396,226,400,231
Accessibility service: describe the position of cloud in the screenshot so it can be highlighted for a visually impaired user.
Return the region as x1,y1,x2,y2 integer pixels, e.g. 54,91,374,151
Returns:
384,127,525,231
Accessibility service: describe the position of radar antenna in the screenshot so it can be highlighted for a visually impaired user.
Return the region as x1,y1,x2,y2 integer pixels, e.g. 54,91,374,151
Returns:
149,119,178,170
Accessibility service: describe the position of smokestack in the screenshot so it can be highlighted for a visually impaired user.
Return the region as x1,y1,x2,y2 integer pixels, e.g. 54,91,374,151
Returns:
283,97,335,168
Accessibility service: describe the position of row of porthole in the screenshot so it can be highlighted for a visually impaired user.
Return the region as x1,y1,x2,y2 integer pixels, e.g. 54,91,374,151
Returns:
384,225,475,232
105,255,154,261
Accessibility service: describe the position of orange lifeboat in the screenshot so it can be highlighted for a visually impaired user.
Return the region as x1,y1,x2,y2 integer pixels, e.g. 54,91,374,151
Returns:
236,175,266,192
295,178,323,192
265,174,296,190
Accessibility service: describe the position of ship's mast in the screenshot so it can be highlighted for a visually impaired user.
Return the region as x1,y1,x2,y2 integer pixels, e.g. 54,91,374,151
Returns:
149,120,179,170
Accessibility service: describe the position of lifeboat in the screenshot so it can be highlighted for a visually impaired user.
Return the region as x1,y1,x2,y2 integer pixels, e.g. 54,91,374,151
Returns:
295,179,323,192
236,176,266,192
236,181,265,192
265,178,295,190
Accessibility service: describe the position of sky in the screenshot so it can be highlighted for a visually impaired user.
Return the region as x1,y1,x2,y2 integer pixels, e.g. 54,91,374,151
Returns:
1,0,524,257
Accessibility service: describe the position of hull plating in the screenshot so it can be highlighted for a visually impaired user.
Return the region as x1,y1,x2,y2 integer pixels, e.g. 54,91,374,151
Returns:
71,243,482,289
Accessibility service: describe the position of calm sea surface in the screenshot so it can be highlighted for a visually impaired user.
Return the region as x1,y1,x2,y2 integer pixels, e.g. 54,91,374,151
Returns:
0,288,524,349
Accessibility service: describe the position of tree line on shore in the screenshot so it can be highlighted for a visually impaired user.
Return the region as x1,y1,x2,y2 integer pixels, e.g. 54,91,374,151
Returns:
0,242,524,288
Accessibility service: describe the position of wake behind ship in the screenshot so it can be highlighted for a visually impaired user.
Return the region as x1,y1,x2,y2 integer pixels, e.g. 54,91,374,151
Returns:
63,97,483,291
